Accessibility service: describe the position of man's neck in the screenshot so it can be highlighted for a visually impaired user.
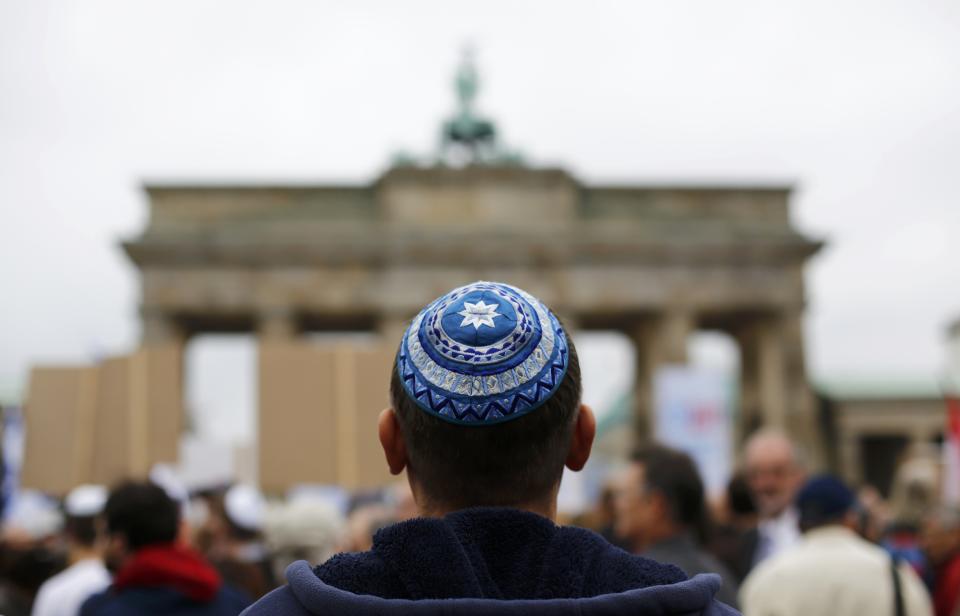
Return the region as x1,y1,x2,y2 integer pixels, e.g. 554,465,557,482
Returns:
69,545,102,566
762,506,792,523
419,500,557,522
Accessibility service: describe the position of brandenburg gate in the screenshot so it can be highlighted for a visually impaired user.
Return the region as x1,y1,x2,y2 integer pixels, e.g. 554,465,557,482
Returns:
125,157,822,467
22,56,824,494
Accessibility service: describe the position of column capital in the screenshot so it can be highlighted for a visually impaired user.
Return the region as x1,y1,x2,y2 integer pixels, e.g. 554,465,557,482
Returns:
258,307,297,340
140,308,183,345
630,309,695,364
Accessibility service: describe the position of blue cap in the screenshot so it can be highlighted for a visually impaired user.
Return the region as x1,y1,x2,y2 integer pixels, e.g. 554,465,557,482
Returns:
396,281,570,425
795,474,855,523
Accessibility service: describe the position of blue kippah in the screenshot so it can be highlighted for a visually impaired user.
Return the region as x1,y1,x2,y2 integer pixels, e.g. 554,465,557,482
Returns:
396,281,570,425
795,474,855,521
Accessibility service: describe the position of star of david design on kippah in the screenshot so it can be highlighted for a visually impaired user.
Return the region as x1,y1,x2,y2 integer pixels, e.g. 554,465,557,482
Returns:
457,300,501,330
396,281,570,425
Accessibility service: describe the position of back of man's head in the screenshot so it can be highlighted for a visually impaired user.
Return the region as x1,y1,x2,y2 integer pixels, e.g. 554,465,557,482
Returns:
64,515,98,548
631,443,706,532
795,474,855,533
63,484,107,549
104,481,179,551
389,281,583,511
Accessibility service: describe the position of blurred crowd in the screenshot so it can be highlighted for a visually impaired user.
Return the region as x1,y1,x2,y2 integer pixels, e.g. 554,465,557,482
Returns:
0,466,422,615
1,430,958,615
575,430,960,616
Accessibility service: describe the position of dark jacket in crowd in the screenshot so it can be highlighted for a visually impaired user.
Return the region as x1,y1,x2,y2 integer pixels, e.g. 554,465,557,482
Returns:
708,524,759,584
244,507,740,615
642,533,741,608
80,544,250,616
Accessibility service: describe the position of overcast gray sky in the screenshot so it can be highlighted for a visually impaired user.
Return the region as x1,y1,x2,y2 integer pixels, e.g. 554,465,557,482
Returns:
2,1,959,429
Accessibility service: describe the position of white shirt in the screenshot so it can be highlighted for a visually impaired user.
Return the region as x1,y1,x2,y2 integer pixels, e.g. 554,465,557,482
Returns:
754,507,801,565
32,558,111,616
740,526,933,616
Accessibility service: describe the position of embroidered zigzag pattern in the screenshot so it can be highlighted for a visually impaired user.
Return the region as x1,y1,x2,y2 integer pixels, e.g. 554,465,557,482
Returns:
400,338,568,423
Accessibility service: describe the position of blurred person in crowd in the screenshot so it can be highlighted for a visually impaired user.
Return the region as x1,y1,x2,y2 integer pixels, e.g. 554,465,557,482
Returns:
0,491,65,616
573,480,629,549
612,443,740,608
884,516,932,589
79,480,249,615
340,503,396,553
743,429,806,567
188,486,251,562
32,485,111,616
244,282,738,614
337,484,415,554
921,506,960,616
740,475,932,616
207,484,276,600
883,462,940,587
596,483,626,546
263,496,344,585
0,543,64,616
855,484,889,544
147,464,196,547
708,473,759,584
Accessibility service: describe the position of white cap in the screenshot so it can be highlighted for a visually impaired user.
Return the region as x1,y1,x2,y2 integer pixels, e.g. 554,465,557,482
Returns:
224,484,266,532
286,484,349,516
264,498,344,560
64,484,107,517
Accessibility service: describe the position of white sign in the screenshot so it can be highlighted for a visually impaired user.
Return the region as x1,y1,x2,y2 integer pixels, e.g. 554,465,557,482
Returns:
654,365,734,495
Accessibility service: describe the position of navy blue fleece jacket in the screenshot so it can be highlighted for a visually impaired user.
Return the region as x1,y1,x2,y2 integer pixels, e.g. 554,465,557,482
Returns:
244,507,740,615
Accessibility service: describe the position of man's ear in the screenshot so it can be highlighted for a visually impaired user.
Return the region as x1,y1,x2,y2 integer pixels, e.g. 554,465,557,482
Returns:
565,403,596,472
378,408,408,476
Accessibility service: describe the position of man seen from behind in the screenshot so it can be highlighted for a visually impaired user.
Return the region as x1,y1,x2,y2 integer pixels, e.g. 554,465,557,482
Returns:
740,474,932,616
245,281,738,615
80,481,250,616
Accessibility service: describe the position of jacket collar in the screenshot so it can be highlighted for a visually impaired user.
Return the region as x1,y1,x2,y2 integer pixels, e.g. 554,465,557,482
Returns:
288,560,729,615
802,525,859,543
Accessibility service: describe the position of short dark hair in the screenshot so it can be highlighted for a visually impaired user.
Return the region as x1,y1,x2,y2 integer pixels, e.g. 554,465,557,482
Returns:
726,472,756,517
632,444,706,531
104,481,179,551
64,515,98,548
390,334,581,510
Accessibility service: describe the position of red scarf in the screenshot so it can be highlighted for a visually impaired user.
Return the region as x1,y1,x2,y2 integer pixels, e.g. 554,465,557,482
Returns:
935,553,960,616
114,543,221,602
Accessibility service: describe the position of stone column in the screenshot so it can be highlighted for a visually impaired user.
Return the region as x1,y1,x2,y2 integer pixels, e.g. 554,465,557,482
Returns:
631,309,694,442
735,310,823,466
141,308,182,345
735,324,762,445
757,317,788,430
258,308,297,340
838,429,862,486
736,315,788,431
781,308,824,467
